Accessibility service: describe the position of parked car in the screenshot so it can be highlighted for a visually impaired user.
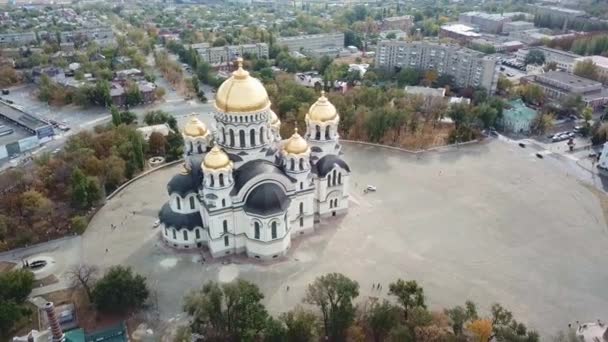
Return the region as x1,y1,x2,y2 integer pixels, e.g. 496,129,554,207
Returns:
1,89,9,95
366,185,377,192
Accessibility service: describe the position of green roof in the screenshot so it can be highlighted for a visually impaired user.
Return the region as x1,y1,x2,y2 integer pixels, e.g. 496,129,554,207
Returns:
65,328,85,342
85,323,128,342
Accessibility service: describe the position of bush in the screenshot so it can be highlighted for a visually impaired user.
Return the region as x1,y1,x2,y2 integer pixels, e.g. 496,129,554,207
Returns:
70,215,88,234
92,266,149,314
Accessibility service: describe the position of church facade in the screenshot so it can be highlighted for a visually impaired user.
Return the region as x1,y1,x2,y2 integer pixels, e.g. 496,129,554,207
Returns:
158,60,351,260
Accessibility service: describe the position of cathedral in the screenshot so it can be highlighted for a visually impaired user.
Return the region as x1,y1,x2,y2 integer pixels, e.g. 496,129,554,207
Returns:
158,59,351,260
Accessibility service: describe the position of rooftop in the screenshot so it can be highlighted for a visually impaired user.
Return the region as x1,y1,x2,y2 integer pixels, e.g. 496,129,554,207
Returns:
0,100,51,131
405,86,446,97
441,24,481,37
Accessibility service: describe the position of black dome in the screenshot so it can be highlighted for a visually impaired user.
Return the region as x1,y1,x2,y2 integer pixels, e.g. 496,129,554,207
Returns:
158,202,203,230
313,154,350,177
244,183,290,216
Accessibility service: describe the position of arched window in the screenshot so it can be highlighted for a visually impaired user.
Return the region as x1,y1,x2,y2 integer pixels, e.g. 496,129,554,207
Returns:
219,173,225,187
195,229,201,239
229,129,235,147
338,173,342,184
222,127,226,143
327,175,331,187
189,196,195,209
176,197,181,210
325,126,330,140
315,125,321,140
222,199,226,207
198,144,204,154
290,158,295,171
332,170,337,186
254,222,260,239
260,126,265,143
224,235,229,246
299,158,304,170
164,227,168,236
271,222,277,239
189,141,194,153
300,217,304,227
329,199,333,208
209,175,214,187
250,129,256,146
245,116,248,123
334,199,338,208
183,230,188,241
172,229,177,239
299,202,304,214
239,130,245,147
223,220,228,233
300,182,303,190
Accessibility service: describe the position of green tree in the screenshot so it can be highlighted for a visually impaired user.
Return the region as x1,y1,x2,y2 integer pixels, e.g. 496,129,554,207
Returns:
131,133,145,171
264,317,287,342
111,106,121,127
397,68,421,87
125,83,142,107
489,303,539,342
0,269,34,337
184,279,269,341
367,300,399,342
92,266,149,313
524,50,546,65
280,307,318,342
445,300,478,336
303,273,359,341
174,326,192,342
388,279,425,320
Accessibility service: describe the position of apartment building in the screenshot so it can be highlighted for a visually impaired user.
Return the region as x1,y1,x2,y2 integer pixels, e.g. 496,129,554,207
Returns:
277,33,344,53
197,43,269,65
515,46,581,71
380,16,414,32
523,71,608,109
503,21,535,33
0,32,36,47
59,27,114,46
375,41,498,92
458,11,511,34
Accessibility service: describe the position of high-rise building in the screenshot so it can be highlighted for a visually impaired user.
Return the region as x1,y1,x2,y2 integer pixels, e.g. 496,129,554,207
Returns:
196,43,269,65
375,41,498,92
277,33,344,54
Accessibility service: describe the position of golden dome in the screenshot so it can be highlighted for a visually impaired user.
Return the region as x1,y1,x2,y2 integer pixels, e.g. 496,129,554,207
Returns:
283,128,309,155
203,145,232,170
183,117,208,137
308,91,337,123
269,111,281,127
214,58,271,114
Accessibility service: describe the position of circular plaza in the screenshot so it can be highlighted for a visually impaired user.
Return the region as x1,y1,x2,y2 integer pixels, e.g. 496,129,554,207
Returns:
81,140,608,335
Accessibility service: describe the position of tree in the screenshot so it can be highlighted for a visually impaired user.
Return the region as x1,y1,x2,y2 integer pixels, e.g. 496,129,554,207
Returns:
388,279,425,321
119,111,137,125
496,76,513,96
388,325,412,342
445,301,478,336
386,32,397,39
524,50,545,65
111,106,121,127
530,112,554,135
422,70,438,87
67,264,98,301
0,269,34,337
467,319,492,342
488,303,539,342
582,106,593,136
574,59,600,81
71,168,99,210
304,273,359,341
397,68,421,87
519,84,545,106
125,83,142,107
367,300,399,342
174,325,192,342
148,132,167,156
92,266,149,313
184,279,269,341
131,133,145,171
280,306,318,342
264,317,287,342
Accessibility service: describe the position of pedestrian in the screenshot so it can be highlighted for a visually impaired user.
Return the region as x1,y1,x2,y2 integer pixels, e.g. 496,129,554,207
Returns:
105,248,108,253
287,286,290,292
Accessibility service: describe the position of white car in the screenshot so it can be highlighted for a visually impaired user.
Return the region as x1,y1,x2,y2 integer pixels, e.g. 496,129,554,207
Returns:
153,219,160,228
366,185,377,192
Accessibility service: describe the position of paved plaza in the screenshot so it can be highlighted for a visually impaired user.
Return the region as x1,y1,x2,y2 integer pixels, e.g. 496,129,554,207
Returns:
5,139,608,336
